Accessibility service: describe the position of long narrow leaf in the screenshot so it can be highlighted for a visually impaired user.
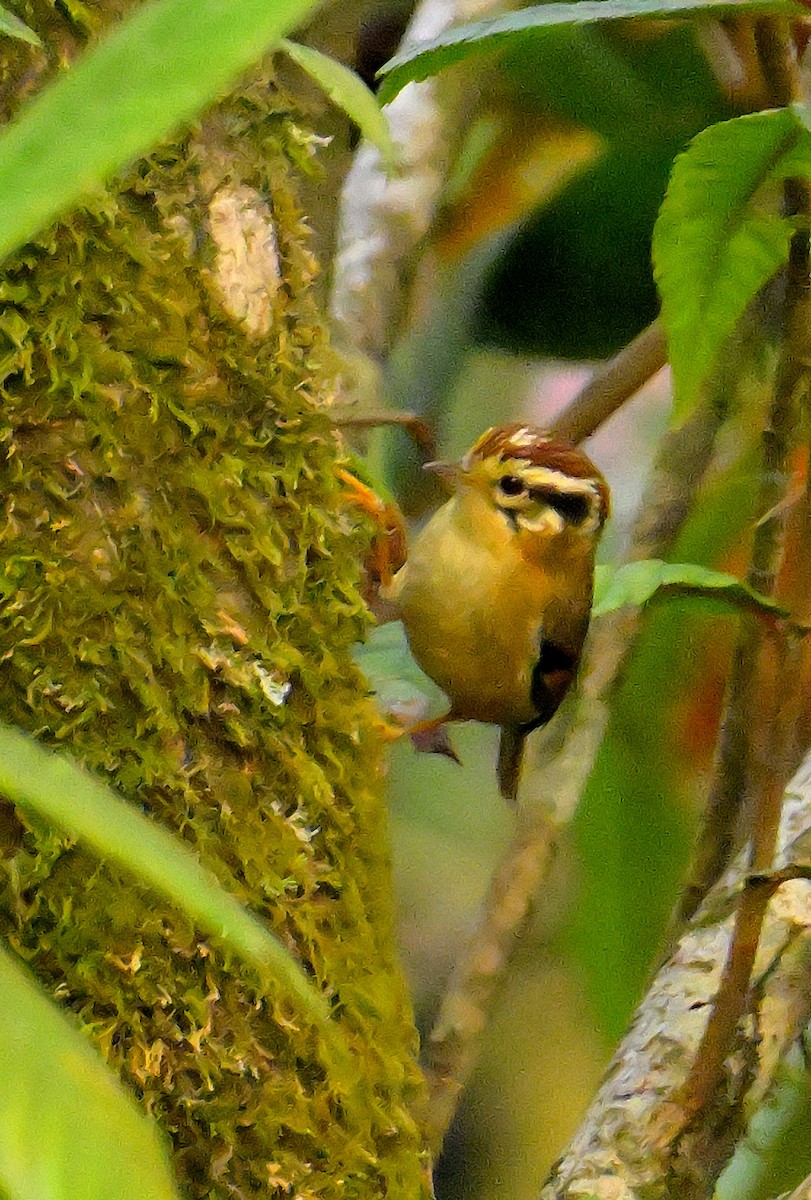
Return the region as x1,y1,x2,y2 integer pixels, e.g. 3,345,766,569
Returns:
653,105,811,422
0,941,181,1200
0,723,350,1074
0,0,322,263
0,6,40,45
280,40,399,170
377,0,803,103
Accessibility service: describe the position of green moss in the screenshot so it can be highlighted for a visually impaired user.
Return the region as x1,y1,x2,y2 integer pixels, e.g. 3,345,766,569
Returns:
0,6,429,1197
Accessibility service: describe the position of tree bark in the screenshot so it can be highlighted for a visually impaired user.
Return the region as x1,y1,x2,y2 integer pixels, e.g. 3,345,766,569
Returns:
0,5,429,1197
540,748,811,1200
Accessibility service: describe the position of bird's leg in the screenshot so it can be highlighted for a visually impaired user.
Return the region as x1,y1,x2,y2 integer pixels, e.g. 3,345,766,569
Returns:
360,694,461,762
407,714,461,764
366,710,460,762
336,428,461,765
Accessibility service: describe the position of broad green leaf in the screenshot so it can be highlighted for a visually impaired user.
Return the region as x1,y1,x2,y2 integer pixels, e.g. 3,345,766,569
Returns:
593,559,785,617
353,621,449,724
377,0,803,103
0,942,180,1200
653,105,811,422
0,0,323,264
0,723,351,1076
0,6,40,45
280,40,399,171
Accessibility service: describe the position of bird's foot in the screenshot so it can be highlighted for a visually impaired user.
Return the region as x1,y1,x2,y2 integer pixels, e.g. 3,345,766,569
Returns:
407,715,461,764
336,468,406,594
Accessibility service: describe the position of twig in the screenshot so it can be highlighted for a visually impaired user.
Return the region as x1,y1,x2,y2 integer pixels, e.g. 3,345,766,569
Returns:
676,628,802,1130
675,637,758,924
697,19,771,112
754,15,800,107
550,321,668,446
331,412,437,459
677,176,811,926
421,807,554,1154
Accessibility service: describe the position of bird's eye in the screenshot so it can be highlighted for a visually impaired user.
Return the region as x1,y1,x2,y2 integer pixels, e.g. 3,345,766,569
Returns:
497,475,525,497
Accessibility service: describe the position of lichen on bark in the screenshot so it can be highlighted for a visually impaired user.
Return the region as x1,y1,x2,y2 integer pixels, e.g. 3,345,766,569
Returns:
0,5,429,1197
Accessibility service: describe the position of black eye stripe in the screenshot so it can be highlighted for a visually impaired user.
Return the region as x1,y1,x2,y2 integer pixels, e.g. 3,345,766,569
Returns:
529,487,592,526
495,474,595,526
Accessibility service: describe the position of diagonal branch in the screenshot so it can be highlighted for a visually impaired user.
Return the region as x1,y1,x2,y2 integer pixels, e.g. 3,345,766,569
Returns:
540,749,811,1200
551,321,668,445
421,807,555,1155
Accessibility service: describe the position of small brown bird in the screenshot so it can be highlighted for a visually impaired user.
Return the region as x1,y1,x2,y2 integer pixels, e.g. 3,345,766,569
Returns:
385,423,610,801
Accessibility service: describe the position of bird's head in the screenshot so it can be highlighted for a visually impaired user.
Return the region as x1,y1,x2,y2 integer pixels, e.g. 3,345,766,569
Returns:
428,423,610,542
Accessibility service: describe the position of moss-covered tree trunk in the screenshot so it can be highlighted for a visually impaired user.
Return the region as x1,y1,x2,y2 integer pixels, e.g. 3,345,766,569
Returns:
0,5,429,1196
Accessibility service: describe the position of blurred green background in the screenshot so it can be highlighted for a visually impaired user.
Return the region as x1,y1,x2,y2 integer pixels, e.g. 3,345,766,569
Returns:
298,0,811,1193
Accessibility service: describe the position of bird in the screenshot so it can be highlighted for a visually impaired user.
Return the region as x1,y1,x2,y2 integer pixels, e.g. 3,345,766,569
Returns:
384,423,610,802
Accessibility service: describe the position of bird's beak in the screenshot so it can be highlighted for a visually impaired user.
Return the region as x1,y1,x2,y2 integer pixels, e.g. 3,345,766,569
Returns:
423,460,461,491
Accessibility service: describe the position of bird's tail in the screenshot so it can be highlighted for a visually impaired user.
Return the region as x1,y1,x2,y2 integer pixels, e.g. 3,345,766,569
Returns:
497,725,526,804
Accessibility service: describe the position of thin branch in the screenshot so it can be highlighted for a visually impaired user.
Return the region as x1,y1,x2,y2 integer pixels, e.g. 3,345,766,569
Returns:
550,321,668,446
332,412,437,459
696,19,772,112
669,174,811,1168
753,15,800,107
676,636,758,923
677,176,811,926
421,808,554,1155
676,627,802,1130
540,749,811,1200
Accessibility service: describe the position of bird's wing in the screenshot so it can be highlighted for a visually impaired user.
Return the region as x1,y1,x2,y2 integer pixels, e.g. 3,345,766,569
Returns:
498,623,588,804
529,637,580,724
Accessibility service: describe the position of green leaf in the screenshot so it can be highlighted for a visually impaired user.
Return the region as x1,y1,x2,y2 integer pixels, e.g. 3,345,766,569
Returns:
653,105,811,422
377,0,803,103
593,559,785,617
353,621,449,724
280,40,399,171
0,941,181,1200
0,0,323,264
0,723,351,1077
0,5,40,45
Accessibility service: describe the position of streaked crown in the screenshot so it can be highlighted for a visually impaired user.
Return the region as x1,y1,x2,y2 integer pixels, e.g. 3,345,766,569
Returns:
462,423,610,536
